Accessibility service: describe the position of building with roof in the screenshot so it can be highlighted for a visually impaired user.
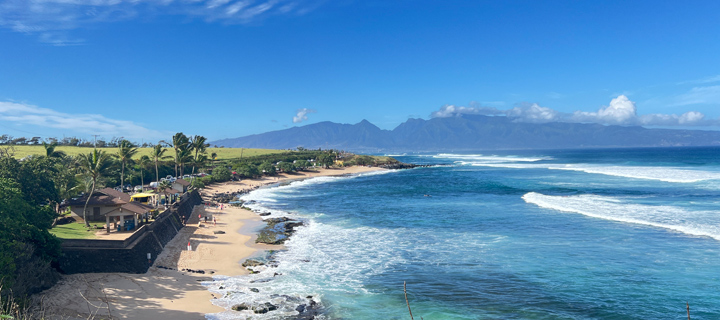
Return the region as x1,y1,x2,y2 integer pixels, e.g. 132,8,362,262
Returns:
172,179,191,193
63,188,156,232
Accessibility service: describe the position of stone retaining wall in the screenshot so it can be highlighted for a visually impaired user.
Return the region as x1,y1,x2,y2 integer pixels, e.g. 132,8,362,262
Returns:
58,190,202,274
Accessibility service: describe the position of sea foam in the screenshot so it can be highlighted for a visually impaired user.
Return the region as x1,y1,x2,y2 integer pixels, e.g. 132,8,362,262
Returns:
434,153,550,163
467,162,720,183
522,192,720,241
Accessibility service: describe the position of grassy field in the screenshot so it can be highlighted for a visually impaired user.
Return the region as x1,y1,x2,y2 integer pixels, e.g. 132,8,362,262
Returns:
5,145,286,160
49,222,98,239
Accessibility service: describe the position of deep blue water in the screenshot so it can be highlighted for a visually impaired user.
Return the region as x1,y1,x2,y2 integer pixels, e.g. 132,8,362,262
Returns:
207,147,720,320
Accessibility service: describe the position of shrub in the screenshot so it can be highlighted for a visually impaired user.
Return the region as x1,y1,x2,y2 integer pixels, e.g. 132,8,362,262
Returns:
213,166,232,182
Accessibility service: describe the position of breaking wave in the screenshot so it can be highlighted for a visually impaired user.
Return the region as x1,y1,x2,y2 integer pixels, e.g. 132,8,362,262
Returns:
522,192,720,241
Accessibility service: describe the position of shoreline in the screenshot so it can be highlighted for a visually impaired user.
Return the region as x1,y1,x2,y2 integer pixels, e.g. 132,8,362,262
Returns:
36,166,386,319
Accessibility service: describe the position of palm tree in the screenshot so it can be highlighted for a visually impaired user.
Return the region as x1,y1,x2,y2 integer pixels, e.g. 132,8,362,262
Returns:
177,148,193,177
117,139,138,190
190,135,208,175
170,133,190,178
43,141,66,158
137,155,151,192
150,144,171,184
191,154,208,177
78,149,113,227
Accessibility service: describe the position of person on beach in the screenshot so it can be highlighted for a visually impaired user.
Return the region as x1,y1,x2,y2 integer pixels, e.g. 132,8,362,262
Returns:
213,216,216,226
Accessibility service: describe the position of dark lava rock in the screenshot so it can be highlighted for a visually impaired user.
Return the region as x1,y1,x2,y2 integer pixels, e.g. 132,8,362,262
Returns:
253,302,278,314
250,288,260,293
213,230,226,234
249,278,273,283
255,218,305,245
232,303,250,311
242,259,265,267
258,212,271,216
291,299,322,320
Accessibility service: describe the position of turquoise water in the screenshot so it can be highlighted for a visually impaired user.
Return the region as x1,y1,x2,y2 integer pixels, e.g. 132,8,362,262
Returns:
207,147,720,320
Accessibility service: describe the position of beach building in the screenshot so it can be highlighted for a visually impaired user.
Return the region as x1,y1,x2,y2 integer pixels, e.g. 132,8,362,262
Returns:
63,188,155,232
172,178,190,193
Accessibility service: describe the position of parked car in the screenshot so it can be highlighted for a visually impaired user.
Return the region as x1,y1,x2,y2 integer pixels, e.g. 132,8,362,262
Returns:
134,185,143,192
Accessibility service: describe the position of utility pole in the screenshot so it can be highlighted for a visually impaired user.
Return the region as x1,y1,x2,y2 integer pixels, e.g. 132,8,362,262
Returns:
91,135,100,148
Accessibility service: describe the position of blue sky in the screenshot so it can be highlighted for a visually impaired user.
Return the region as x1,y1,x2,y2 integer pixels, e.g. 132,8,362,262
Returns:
1,0,719,142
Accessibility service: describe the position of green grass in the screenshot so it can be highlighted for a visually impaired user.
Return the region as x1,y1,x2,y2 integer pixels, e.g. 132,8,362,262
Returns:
49,222,98,239
6,145,286,160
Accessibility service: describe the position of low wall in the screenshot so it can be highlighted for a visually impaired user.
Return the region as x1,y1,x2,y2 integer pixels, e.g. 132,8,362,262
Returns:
58,190,202,274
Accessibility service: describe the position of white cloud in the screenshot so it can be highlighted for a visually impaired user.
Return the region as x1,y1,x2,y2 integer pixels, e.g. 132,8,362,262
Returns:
430,95,719,127
0,0,321,45
0,101,167,139
571,95,637,125
292,108,316,123
430,104,504,118
506,103,559,123
678,75,720,85
672,85,720,106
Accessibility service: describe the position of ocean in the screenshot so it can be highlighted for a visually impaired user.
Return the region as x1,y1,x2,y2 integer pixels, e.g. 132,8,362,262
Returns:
205,147,720,320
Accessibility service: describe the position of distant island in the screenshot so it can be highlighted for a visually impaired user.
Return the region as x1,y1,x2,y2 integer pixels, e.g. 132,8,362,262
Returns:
211,115,720,151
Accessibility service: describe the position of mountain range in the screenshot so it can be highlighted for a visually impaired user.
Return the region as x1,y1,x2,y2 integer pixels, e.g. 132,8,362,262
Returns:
210,115,720,151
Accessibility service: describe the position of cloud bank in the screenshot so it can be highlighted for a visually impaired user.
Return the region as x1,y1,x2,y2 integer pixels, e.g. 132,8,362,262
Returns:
0,101,167,139
292,108,316,123
0,0,323,45
431,95,720,127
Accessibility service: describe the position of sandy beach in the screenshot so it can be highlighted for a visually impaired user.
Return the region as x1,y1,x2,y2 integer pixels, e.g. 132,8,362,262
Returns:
37,166,384,319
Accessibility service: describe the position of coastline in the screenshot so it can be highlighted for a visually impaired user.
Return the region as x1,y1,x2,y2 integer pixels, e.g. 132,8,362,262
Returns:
37,166,385,319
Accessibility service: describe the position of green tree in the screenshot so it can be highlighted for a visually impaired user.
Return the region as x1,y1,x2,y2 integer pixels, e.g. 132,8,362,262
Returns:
259,161,276,175
117,140,138,190
213,166,232,182
294,160,310,171
42,141,66,158
168,133,190,178
317,153,335,168
0,178,61,297
0,156,58,207
277,161,295,173
177,147,193,177
77,149,113,227
191,154,208,175
137,155,151,192
190,135,208,176
52,157,81,216
151,144,171,183
233,162,260,178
